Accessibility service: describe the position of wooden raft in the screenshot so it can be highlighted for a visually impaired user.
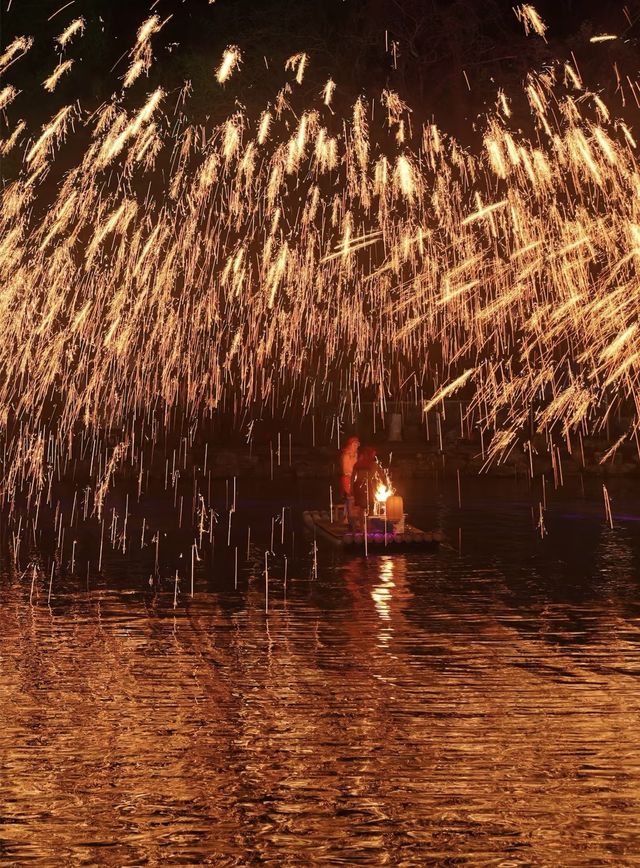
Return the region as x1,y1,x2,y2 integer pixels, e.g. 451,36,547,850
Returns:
303,510,443,550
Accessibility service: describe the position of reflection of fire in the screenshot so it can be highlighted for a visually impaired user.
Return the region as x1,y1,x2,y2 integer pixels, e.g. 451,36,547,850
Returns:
374,483,393,504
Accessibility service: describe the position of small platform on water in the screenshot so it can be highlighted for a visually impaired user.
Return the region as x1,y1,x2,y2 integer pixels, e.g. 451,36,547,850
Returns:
303,510,443,551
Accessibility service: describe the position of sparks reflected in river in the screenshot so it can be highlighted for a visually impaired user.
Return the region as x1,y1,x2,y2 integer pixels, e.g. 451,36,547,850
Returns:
1,481,639,864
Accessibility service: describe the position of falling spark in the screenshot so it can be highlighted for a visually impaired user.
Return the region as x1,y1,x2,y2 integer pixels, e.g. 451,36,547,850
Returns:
216,45,242,84
257,110,272,144
0,36,33,75
515,4,548,40
57,17,85,47
322,78,336,106
423,370,476,415
1,120,26,155
285,52,308,85
137,15,162,45
25,105,73,166
43,60,74,92
0,86,18,111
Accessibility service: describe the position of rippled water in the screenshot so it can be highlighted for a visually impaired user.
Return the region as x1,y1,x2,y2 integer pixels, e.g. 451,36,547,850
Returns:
1,477,640,865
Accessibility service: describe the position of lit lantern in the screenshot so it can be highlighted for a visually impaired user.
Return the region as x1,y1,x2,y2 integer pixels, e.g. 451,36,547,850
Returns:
385,495,404,522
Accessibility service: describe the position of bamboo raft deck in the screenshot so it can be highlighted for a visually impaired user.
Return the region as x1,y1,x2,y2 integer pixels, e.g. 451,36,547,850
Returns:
303,510,444,551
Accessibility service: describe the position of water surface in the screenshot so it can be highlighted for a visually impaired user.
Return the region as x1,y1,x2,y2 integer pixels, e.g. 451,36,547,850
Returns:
1,478,639,865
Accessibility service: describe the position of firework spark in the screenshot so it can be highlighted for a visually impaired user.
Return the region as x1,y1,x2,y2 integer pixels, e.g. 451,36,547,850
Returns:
216,46,242,84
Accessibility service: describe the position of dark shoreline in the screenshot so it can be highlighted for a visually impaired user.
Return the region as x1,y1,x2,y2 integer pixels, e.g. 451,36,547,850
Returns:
194,436,640,482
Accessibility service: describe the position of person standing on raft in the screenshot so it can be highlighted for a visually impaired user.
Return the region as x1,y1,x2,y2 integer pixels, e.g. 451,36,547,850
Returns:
339,436,360,522
351,446,389,526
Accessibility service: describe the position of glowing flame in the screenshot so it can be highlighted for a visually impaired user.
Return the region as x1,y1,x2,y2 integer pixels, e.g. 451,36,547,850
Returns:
375,483,393,504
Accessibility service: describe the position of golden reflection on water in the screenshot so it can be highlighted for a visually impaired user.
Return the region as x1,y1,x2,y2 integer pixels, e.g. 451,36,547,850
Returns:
371,555,395,619
0,536,639,865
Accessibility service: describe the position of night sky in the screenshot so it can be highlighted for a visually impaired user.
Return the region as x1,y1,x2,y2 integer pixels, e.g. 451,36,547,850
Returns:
0,0,639,148
3,1,639,109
